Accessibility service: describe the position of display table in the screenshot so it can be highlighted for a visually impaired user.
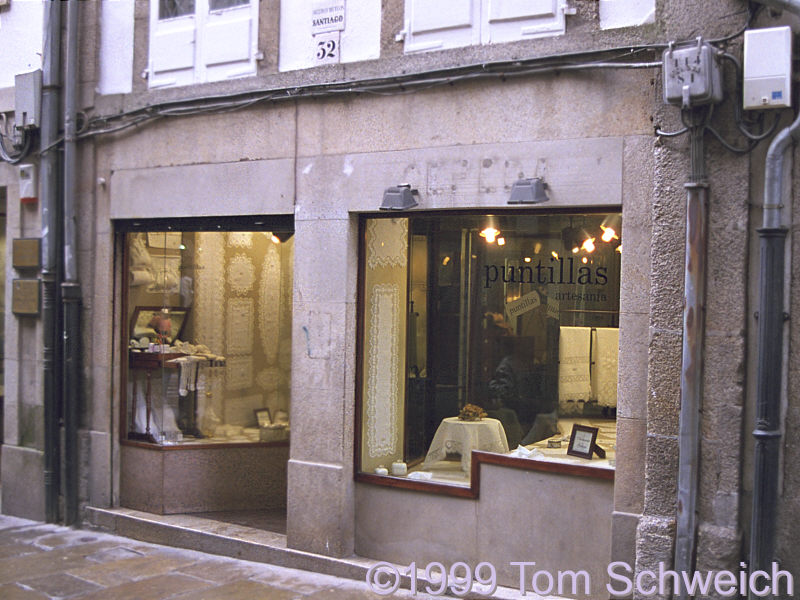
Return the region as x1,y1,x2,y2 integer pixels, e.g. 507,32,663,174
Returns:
423,417,509,472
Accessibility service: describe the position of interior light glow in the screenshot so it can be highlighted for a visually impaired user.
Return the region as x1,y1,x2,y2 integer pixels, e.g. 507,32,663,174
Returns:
616,244,622,253
600,225,619,243
572,246,579,254
581,237,596,253
524,257,531,263
582,257,588,264
497,237,506,246
551,251,559,259
534,242,542,254
479,227,500,243
442,256,451,266
271,235,281,244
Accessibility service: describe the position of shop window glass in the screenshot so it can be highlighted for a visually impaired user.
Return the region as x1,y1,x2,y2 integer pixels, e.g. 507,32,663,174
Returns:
358,213,621,487
124,230,293,446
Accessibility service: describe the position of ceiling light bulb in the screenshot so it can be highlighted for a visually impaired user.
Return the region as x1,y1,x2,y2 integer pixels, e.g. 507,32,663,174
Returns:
600,225,619,243
480,227,500,243
581,237,596,253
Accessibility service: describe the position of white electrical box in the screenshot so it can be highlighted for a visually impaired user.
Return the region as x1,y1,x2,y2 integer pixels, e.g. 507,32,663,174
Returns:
18,164,37,204
743,26,792,110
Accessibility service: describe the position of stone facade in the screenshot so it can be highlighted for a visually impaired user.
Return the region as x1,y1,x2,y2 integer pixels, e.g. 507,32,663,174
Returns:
0,0,798,594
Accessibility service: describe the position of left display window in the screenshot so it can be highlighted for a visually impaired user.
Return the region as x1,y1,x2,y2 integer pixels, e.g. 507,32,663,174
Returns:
123,228,293,446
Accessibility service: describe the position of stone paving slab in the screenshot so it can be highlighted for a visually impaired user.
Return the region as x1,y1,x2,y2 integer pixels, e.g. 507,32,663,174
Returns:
0,515,450,600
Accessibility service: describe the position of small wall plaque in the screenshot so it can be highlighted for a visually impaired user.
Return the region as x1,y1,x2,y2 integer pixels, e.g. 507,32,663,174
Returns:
12,238,41,269
12,279,40,315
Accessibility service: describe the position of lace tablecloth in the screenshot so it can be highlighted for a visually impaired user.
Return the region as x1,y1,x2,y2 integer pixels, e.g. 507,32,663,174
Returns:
423,417,509,472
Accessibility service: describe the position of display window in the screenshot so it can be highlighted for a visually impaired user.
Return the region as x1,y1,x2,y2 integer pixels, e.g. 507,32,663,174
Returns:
121,223,293,447
357,211,621,488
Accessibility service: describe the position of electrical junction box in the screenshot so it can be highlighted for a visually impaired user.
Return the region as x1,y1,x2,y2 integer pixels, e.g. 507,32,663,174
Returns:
14,70,42,129
18,164,37,204
662,39,723,108
743,26,792,110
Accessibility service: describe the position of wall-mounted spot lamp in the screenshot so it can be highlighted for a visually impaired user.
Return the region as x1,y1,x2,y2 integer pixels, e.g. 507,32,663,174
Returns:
508,177,549,204
271,231,294,243
380,184,419,210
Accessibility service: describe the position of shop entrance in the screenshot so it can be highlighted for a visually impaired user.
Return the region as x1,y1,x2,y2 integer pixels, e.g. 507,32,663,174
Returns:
117,217,293,532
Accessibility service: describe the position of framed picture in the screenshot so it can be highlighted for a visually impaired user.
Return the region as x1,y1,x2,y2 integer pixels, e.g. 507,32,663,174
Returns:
567,424,599,459
130,306,189,345
254,408,272,428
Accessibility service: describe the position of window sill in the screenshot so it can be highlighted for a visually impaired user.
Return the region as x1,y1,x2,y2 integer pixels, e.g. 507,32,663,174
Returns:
121,438,289,451
356,450,614,499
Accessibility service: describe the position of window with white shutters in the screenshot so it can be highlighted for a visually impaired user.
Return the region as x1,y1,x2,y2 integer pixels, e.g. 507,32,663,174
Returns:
402,0,566,53
148,0,259,88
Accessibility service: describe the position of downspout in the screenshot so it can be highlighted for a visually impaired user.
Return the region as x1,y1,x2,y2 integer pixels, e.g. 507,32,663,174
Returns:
748,115,795,596
749,1,798,594
674,112,709,600
62,0,82,526
40,0,62,524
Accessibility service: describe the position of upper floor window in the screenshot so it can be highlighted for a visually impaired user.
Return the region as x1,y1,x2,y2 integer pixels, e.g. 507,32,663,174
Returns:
402,0,566,54
149,0,259,88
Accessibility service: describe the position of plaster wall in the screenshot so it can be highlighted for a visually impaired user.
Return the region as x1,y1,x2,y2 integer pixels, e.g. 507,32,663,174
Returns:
97,0,135,95
0,0,44,91
279,0,381,72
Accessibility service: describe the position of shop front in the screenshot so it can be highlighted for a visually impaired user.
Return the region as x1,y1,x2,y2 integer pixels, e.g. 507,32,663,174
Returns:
117,216,294,519
353,209,623,592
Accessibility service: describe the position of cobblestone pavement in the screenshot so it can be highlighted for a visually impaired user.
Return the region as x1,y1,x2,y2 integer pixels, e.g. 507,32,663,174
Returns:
0,515,443,600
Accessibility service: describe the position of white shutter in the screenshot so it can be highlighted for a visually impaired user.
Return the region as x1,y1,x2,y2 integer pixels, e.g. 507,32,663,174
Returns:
482,0,565,44
149,15,197,88
404,0,479,53
202,2,258,81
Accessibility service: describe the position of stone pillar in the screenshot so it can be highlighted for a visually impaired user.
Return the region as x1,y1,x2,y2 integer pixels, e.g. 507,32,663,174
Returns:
0,164,47,521
611,135,654,569
286,209,358,557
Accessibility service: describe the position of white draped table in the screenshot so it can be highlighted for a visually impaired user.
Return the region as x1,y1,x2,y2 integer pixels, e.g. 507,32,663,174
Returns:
423,417,509,472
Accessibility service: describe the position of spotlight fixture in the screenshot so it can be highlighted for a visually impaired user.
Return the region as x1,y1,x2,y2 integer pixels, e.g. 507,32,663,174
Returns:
480,227,500,243
271,231,294,243
508,177,549,204
380,183,419,210
600,214,622,242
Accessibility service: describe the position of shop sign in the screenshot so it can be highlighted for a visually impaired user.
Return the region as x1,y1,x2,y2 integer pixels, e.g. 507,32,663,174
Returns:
311,0,345,34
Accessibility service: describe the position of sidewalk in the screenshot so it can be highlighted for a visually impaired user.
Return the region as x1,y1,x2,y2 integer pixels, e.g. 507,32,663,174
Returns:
0,515,435,600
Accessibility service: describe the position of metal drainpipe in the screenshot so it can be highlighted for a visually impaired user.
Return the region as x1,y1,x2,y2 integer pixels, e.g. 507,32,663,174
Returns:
674,112,709,600
40,0,62,524
62,0,81,526
749,2,799,595
749,108,799,600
